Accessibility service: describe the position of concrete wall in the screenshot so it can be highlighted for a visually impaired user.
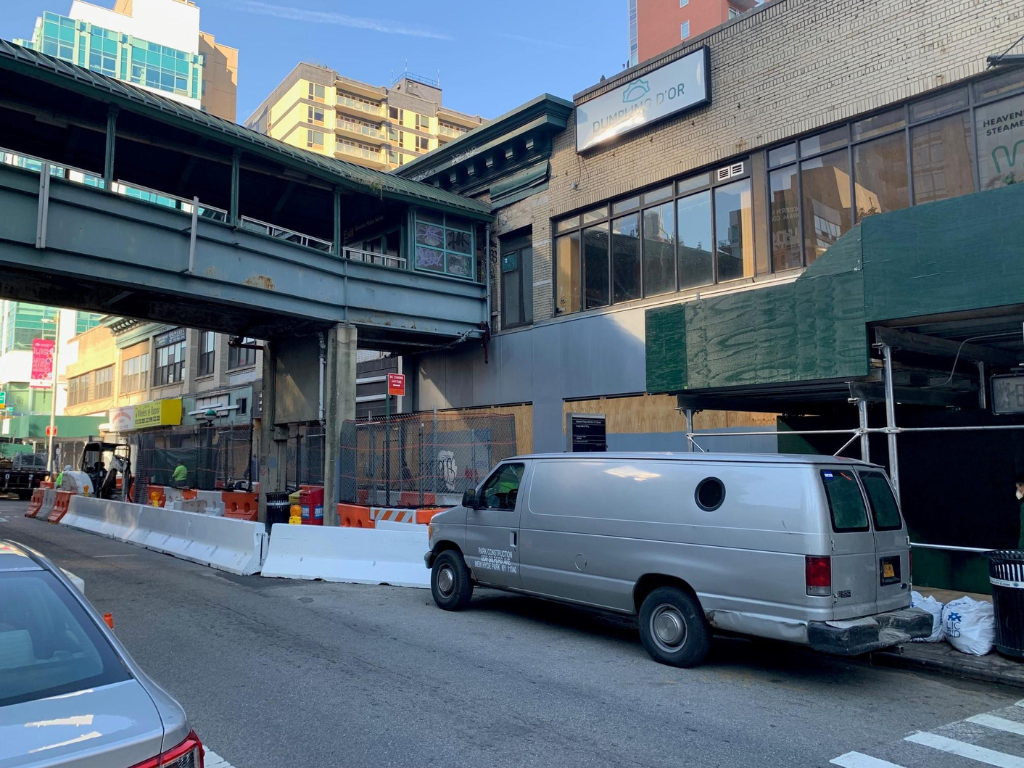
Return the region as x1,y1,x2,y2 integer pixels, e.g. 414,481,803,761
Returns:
72,0,200,53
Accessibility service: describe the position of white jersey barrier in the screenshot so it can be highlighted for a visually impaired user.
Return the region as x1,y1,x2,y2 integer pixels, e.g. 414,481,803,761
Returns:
261,525,430,588
62,496,267,576
36,489,58,520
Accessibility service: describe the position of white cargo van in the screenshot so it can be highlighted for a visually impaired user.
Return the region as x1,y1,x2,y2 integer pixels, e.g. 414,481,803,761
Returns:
424,453,930,667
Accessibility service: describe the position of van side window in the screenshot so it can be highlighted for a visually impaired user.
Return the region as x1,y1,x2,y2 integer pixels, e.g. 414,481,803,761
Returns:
860,471,902,531
820,470,870,532
480,463,525,511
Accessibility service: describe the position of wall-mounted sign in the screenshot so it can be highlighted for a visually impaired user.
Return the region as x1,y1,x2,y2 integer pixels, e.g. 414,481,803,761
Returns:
576,47,710,153
108,406,135,432
30,339,56,389
992,375,1024,415
133,398,182,429
153,327,186,347
566,413,607,453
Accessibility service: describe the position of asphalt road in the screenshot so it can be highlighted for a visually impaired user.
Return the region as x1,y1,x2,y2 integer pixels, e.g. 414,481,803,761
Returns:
2,500,1020,768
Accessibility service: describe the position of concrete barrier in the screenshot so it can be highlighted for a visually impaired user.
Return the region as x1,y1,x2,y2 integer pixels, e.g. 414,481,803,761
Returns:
261,525,429,588
62,496,142,541
33,489,57,521
62,496,267,576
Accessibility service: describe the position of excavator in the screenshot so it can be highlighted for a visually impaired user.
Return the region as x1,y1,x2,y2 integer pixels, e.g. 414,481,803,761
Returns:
78,440,133,501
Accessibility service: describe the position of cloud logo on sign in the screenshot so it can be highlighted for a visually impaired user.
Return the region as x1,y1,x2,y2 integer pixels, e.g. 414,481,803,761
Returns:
622,79,650,103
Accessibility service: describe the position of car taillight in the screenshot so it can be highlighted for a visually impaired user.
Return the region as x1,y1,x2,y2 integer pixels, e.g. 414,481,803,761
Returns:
805,555,831,597
130,731,204,768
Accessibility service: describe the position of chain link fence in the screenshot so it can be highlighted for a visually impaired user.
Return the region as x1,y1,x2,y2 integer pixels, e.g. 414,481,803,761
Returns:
287,423,325,489
339,411,517,507
132,423,256,500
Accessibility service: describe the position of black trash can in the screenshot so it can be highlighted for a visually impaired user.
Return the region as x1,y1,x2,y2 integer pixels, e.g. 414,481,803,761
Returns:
987,550,1024,659
265,492,291,533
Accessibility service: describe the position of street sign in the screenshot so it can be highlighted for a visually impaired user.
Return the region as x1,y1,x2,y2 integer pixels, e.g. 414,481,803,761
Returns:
387,373,406,397
566,413,607,453
45,425,57,437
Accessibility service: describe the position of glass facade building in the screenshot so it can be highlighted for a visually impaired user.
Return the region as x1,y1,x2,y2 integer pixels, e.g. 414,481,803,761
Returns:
16,12,202,103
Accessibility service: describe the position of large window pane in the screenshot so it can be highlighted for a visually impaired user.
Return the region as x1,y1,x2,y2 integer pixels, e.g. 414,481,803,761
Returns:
642,202,676,296
976,93,1024,190
800,126,848,157
583,224,610,309
611,214,641,303
676,191,713,290
801,149,852,264
555,232,581,315
714,178,754,282
853,132,909,220
769,165,801,271
911,112,975,205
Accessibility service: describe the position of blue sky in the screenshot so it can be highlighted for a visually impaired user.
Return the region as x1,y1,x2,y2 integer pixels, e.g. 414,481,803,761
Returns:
0,0,629,121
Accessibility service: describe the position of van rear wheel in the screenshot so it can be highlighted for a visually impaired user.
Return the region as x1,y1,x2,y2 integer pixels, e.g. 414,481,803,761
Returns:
431,550,474,611
638,587,711,667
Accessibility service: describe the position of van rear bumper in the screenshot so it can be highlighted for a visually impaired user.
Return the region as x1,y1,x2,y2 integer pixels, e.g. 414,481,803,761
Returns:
807,607,932,656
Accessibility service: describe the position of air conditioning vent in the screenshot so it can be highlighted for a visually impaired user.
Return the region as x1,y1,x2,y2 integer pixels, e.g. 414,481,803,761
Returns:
716,162,746,181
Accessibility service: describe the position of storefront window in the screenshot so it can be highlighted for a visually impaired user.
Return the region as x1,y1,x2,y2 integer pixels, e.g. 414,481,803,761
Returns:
676,191,713,290
642,202,676,297
714,179,753,281
769,166,800,271
501,237,533,330
611,214,641,303
910,88,968,123
800,126,848,157
911,113,974,205
583,223,609,309
853,132,909,220
801,149,852,264
975,93,1024,190
555,232,581,314
852,108,905,142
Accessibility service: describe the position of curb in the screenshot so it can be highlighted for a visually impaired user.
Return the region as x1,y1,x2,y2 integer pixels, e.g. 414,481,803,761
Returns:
870,645,1024,689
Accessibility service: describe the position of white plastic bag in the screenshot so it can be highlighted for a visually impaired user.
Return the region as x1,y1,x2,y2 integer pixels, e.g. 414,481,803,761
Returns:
941,596,995,656
911,591,944,643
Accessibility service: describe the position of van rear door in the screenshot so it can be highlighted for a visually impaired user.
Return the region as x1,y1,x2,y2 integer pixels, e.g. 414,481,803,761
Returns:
859,470,909,613
820,468,876,620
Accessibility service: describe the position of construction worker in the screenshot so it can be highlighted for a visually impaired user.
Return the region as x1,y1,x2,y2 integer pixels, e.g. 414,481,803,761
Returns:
56,465,70,488
172,460,188,490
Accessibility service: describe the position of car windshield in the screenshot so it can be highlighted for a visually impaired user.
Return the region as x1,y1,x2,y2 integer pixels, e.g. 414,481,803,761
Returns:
0,570,131,708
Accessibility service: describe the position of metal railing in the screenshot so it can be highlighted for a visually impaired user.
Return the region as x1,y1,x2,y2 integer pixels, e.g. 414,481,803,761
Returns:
111,181,228,222
2,148,105,188
343,246,407,269
338,120,384,140
337,143,383,162
337,95,383,116
239,216,332,252
438,124,466,138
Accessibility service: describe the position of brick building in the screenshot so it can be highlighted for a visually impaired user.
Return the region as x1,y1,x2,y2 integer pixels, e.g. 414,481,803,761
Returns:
629,0,761,66
396,0,1024,591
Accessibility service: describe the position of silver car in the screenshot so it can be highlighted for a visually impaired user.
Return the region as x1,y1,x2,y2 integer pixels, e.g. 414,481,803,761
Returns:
0,540,204,768
425,453,930,667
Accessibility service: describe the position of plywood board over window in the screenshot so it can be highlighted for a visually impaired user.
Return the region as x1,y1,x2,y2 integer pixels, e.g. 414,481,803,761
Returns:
562,394,776,435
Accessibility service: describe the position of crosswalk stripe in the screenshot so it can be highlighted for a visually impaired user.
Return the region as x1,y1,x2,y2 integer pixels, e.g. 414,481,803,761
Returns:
970,713,1024,737
830,752,906,767
905,732,1024,767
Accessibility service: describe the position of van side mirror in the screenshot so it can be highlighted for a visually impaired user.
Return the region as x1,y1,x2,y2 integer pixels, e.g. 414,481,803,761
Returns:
462,489,478,509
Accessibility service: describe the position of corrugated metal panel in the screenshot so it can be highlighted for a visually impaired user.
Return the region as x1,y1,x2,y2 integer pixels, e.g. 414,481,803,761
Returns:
0,39,490,219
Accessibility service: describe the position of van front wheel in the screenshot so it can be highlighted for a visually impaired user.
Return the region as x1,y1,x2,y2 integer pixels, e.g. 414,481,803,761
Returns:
431,550,474,611
638,587,711,667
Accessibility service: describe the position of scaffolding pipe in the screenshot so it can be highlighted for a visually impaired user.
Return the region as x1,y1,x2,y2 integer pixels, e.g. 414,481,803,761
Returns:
883,344,900,504
857,399,870,463
911,542,992,554
685,409,694,453
833,432,861,458
978,361,987,410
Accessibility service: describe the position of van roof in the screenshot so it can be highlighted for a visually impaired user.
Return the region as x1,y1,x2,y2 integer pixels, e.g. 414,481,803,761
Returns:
508,452,877,467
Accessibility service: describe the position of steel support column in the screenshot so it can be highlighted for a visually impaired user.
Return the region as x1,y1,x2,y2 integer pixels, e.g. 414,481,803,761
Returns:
857,399,870,463
103,106,118,190
882,344,900,503
258,339,288,524
333,187,342,257
323,324,357,524
685,408,694,452
229,150,240,226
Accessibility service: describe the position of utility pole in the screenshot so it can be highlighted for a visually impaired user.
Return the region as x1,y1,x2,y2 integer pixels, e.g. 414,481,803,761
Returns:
46,312,61,474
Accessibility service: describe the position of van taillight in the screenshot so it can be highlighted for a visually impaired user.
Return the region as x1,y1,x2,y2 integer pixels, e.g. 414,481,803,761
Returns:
130,731,204,768
805,556,831,597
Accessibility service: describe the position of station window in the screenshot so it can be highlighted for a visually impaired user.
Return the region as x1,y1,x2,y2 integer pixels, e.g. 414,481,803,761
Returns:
414,211,475,279
553,164,750,316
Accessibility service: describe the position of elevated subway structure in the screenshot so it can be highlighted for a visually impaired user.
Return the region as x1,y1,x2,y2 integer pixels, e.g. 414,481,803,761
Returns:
0,39,493,521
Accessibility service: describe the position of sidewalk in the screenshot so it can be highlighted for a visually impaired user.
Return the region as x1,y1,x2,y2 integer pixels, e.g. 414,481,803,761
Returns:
870,587,1024,688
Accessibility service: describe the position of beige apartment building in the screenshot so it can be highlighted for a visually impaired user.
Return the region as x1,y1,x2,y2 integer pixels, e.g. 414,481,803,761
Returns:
245,63,484,170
